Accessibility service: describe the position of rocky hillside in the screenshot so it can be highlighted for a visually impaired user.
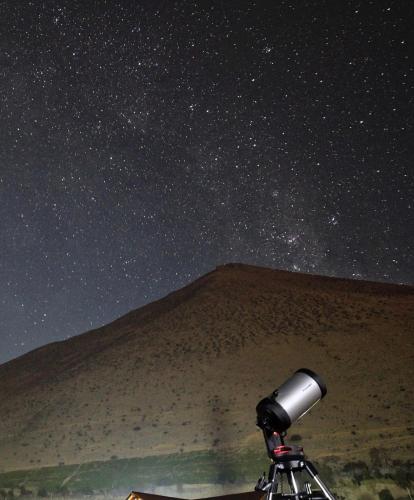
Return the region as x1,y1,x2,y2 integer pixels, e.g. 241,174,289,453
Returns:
0,264,413,474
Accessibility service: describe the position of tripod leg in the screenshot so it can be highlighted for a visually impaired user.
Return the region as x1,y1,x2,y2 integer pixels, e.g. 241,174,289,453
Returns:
266,463,279,500
287,469,300,495
304,461,336,500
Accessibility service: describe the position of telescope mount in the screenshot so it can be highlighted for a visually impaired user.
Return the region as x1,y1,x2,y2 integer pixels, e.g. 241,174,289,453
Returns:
255,430,336,500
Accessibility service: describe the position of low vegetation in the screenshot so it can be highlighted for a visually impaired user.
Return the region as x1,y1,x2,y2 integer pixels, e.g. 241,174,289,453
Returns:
0,450,412,498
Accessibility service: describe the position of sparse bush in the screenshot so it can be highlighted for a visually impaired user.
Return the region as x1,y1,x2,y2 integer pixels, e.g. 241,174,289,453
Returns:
19,486,32,496
378,489,394,500
343,460,370,485
394,466,412,489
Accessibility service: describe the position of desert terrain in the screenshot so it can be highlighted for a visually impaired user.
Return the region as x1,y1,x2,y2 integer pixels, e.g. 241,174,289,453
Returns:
0,264,413,498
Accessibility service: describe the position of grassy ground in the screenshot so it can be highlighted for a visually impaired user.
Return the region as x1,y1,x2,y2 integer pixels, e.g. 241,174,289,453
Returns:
0,448,412,499
0,448,268,496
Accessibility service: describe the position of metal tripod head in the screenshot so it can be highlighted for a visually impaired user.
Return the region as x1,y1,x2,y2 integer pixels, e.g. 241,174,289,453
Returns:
255,429,336,500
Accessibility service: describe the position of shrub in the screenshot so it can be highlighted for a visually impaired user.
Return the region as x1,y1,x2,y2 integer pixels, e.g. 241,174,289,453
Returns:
393,466,412,489
378,489,394,500
343,460,370,485
19,486,32,496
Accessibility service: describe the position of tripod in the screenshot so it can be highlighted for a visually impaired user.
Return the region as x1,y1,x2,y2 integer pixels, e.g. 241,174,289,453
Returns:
255,430,336,500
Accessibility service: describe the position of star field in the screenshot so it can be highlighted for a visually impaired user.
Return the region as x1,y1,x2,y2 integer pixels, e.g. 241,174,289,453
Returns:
0,1,413,363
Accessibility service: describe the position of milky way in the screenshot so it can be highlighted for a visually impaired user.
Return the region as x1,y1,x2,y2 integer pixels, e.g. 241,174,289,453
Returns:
0,1,413,362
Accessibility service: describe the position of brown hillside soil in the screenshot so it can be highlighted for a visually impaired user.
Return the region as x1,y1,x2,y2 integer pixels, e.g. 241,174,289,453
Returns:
0,264,413,472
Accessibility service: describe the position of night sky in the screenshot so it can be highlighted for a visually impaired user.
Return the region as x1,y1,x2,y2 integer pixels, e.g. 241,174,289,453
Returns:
0,1,413,363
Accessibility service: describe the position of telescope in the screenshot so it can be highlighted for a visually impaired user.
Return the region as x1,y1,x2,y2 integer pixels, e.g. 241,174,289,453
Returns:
255,369,336,500
127,368,337,500
256,368,327,433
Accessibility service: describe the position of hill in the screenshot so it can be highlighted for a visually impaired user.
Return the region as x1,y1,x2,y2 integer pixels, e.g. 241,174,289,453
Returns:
0,264,413,496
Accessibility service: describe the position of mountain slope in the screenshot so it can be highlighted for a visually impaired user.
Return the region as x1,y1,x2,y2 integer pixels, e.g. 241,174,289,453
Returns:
0,263,413,474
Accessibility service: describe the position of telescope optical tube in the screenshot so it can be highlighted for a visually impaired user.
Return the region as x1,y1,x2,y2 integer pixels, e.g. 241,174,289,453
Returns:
256,368,327,433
